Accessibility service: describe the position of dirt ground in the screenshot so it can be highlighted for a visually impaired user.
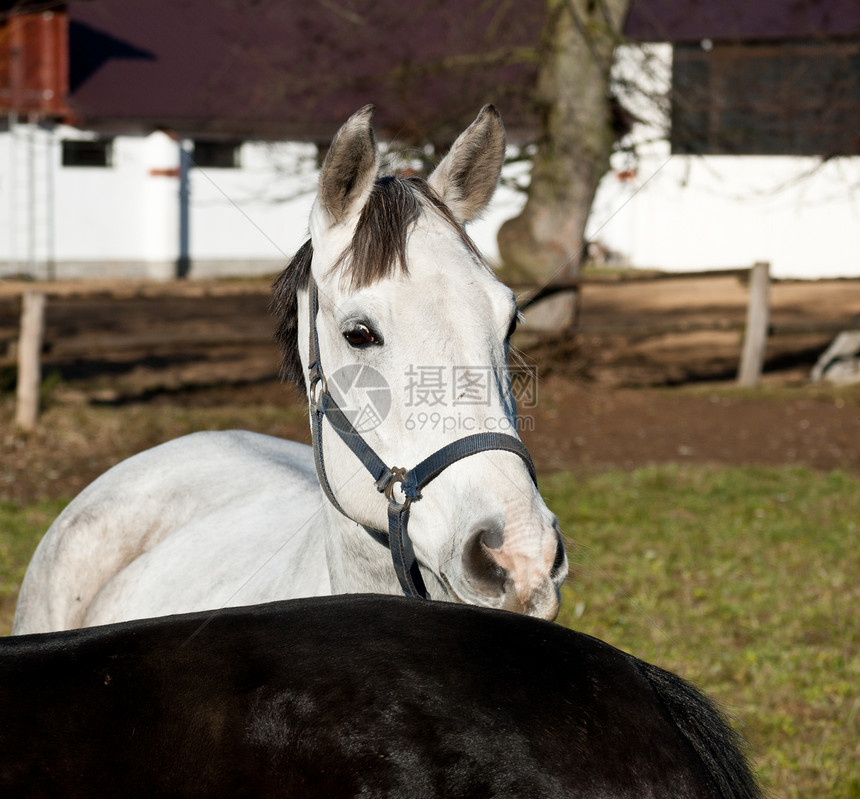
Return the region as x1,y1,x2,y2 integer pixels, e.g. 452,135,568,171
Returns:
1,272,859,503
523,274,860,473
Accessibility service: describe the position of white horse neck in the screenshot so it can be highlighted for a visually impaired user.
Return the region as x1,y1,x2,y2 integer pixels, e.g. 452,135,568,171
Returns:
322,500,399,596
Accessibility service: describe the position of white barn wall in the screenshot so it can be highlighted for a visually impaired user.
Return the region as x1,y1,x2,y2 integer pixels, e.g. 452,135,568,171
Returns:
1,124,318,281
585,42,860,280
187,140,318,272
471,151,860,281
588,146,860,279
475,41,860,281
2,111,859,281
54,131,164,274
1,122,58,273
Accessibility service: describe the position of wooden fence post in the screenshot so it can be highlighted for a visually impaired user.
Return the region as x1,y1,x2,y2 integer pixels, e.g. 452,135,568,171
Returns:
737,262,770,387
15,291,46,430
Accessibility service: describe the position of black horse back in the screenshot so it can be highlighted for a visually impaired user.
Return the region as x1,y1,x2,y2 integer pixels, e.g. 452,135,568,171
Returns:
0,594,760,798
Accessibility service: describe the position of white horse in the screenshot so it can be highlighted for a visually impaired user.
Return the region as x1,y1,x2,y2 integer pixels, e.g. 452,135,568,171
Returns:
13,106,567,635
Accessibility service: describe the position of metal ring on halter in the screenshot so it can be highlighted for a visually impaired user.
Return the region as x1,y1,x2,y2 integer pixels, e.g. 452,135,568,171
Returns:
381,466,414,508
308,371,327,411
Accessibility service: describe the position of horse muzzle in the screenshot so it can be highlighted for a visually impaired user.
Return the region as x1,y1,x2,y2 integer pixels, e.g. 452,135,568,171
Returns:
444,519,568,620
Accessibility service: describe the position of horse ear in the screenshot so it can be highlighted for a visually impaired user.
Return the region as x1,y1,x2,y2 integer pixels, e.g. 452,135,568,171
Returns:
427,105,505,224
316,105,380,226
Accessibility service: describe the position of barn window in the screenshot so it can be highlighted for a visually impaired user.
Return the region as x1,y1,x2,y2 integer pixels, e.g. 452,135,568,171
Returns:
61,138,113,167
671,39,860,156
192,140,241,168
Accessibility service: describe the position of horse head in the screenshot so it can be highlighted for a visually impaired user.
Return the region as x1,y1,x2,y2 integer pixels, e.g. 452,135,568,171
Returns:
273,106,567,620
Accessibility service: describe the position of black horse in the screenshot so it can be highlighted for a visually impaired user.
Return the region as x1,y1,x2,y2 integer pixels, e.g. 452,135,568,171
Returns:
0,594,760,798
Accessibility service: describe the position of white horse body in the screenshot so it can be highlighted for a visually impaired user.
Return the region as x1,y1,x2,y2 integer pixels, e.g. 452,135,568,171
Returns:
14,432,331,632
14,106,567,635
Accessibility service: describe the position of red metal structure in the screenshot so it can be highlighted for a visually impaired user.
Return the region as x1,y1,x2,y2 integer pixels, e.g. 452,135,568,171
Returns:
0,5,69,118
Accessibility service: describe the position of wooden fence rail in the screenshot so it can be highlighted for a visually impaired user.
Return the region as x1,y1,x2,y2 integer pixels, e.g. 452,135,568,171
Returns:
48,329,274,357
6,264,859,427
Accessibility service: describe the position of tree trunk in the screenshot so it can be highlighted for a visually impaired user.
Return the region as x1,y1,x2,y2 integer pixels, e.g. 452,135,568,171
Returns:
498,0,631,329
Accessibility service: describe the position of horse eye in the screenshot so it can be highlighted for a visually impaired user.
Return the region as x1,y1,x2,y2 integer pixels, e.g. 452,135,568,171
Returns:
506,314,519,340
344,324,377,348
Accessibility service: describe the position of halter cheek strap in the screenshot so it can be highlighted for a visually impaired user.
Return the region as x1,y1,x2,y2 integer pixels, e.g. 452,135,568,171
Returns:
307,282,537,599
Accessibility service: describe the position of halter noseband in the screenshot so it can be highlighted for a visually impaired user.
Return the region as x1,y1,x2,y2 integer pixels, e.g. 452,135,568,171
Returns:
307,282,537,599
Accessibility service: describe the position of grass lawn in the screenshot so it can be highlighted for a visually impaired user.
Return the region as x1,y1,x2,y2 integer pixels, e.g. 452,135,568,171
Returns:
0,499,66,634
545,466,859,799
1,465,857,797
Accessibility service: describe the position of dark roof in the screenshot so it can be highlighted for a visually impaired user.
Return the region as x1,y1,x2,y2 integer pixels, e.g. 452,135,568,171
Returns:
13,0,860,142
65,0,545,144
0,1,59,14
625,0,860,43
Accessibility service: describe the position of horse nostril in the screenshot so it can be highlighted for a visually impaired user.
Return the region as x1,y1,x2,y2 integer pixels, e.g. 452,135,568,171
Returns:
480,525,504,551
463,520,508,595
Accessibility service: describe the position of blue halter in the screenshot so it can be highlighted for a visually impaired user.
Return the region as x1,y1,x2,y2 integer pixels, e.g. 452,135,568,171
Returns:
306,282,537,599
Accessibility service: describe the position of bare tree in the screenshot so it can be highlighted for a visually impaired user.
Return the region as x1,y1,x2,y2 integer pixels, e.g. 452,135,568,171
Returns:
497,0,631,328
